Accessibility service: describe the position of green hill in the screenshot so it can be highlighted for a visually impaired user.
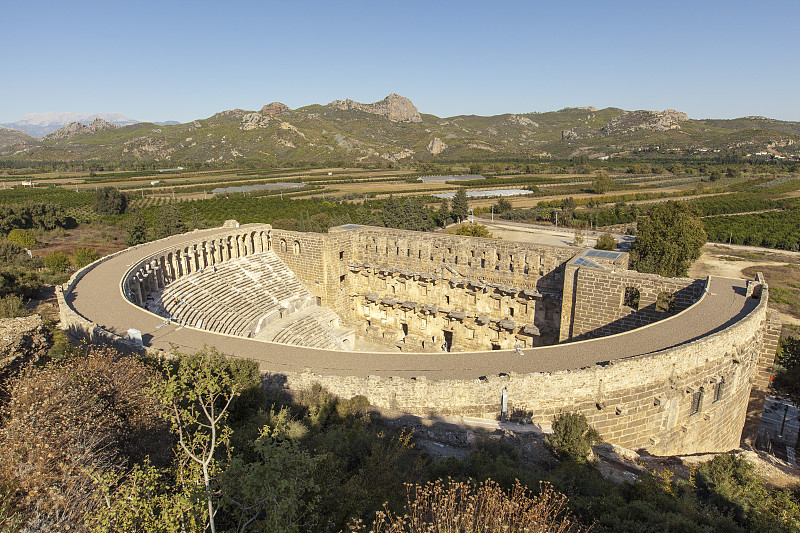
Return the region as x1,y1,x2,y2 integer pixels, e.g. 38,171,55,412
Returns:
3,95,799,166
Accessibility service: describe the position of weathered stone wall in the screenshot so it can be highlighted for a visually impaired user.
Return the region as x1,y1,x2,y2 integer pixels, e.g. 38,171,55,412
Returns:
268,229,329,304
741,275,782,446
342,226,590,293
267,283,770,455
559,264,705,341
348,265,549,350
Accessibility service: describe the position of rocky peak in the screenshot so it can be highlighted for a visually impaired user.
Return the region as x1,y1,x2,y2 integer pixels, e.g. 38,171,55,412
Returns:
44,118,119,140
261,102,290,115
600,109,689,135
328,93,422,123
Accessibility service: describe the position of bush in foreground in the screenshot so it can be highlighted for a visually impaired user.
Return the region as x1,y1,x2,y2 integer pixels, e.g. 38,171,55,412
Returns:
546,412,602,463
352,479,586,533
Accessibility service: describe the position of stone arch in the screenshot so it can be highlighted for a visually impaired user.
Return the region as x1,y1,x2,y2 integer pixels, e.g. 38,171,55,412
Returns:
280,239,287,253
293,240,301,255
623,286,640,310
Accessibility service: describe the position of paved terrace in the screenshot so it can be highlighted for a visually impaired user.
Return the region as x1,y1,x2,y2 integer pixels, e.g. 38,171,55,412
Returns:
66,226,759,381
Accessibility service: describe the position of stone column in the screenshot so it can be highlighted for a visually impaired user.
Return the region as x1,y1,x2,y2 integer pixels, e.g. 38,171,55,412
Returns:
198,243,207,269
222,239,230,261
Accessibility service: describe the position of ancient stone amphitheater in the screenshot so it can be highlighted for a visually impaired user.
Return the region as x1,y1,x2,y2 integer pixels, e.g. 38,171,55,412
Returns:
58,222,780,456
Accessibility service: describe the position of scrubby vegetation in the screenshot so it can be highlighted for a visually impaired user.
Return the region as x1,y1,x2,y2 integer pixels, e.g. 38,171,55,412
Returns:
2,343,798,532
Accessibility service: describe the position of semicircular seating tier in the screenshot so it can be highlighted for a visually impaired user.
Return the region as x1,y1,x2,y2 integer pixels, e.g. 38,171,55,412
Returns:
154,251,353,350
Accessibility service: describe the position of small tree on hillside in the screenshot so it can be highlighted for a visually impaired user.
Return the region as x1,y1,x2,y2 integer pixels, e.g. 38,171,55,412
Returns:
43,251,71,273
7,229,36,249
152,348,249,533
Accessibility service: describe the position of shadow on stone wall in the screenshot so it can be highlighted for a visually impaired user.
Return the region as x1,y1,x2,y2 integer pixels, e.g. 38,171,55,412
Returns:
571,282,704,341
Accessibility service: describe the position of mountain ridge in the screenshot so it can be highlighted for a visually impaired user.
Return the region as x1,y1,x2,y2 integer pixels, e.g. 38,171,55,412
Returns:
2,94,798,164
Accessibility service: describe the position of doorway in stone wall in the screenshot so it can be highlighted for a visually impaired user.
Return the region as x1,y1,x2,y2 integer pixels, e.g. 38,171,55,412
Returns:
443,330,453,352
402,323,409,338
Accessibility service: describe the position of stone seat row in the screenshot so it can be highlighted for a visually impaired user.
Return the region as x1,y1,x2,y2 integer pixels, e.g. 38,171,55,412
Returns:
155,251,315,338
255,306,348,350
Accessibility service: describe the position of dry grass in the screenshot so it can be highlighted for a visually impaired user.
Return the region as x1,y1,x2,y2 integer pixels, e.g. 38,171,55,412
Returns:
743,262,800,319
0,346,169,531
351,478,587,533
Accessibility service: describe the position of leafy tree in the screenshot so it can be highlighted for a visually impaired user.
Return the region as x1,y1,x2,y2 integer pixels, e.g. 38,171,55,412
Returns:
381,196,436,232
545,412,602,463
573,225,585,246
629,201,706,277
6,229,36,248
433,199,451,227
591,173,614,194
0,238,23,265
726,167,742,179
152,348,255,533
154,203,187,240
493,197,512,214
73,246,100,268
469,163,484,175
218,419,319,532
94,187,128,215
43,251,71,273
594,233,617,250
125,211,148,246
451,189,469,223
454,223,493,238
561,197,577,220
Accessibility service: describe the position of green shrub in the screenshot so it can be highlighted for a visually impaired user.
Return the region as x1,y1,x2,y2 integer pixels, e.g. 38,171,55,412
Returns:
693,452,800,529
73,246,100,268
545,412,602,462
453,223,493,238
93,187,128,215
594,232,617,251
0,268,41,299
6,229,36,249
0,294,28,318
43,251,71,273
0,239,23,265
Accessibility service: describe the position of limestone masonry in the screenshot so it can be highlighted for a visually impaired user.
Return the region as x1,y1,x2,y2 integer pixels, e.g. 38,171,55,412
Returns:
58,223,779,456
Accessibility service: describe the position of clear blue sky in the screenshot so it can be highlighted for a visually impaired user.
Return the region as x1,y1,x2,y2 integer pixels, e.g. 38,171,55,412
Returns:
2,0,799,124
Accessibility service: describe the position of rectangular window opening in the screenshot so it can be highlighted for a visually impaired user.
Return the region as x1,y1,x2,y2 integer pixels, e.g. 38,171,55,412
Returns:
690,390,703,416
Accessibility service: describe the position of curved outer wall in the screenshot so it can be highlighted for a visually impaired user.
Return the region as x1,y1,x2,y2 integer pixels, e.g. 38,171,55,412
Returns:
278,288,771,455
58,224,778,456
